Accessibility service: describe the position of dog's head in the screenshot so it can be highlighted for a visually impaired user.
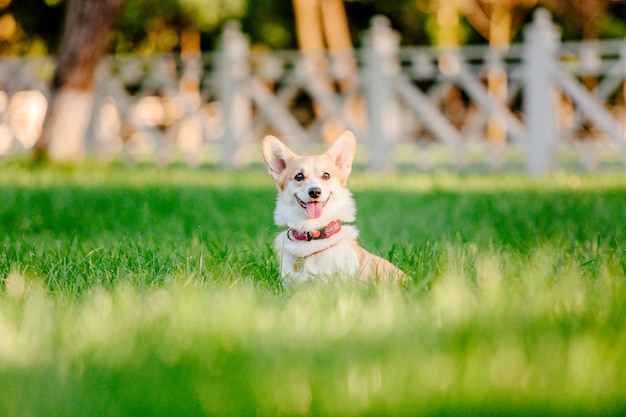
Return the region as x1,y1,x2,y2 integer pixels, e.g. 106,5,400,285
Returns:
262,131,357,229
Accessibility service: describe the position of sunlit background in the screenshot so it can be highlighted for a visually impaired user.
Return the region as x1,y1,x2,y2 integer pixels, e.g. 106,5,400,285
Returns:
1,0,626,170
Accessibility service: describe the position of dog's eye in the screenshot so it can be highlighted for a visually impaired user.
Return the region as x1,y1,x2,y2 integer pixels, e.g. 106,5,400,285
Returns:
322,172,331,180
294,172,304,181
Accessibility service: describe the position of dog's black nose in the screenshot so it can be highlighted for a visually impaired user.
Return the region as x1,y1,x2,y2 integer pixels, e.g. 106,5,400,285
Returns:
308,187,322,199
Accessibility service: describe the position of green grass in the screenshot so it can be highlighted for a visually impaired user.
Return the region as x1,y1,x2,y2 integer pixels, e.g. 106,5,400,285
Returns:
1,162,626,416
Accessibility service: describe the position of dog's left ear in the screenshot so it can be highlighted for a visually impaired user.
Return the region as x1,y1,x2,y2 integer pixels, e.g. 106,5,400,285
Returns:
326,131,357,178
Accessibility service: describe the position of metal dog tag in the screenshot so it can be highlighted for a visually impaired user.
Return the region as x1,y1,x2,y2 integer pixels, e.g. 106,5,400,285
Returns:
293,257,304,272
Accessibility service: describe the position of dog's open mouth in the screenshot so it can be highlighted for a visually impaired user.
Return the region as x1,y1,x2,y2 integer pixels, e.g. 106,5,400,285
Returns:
296,194,330,219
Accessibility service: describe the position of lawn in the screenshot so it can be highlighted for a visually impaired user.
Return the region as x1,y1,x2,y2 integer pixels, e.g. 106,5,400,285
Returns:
1,162,625,416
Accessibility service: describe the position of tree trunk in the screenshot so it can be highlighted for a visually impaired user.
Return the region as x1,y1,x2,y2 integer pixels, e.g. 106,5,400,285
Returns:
35,0,125,163
320,0,352,52
486,2,511,144
292,0,325,53
292,0,358,143
461,0,537,144
319,0,358,142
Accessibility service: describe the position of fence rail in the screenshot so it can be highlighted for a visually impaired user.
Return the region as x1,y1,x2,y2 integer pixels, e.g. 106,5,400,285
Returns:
1,9,626,172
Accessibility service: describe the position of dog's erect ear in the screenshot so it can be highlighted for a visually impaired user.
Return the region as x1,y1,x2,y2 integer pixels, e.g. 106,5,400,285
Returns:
325,131,356,178
262,135,296,181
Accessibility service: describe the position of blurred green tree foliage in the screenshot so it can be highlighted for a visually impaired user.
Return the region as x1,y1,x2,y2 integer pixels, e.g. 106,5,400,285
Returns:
1,0,625,56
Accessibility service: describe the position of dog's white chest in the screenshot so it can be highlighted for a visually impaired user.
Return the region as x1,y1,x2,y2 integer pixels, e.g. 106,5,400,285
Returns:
285,240,360,282
274,226,361,282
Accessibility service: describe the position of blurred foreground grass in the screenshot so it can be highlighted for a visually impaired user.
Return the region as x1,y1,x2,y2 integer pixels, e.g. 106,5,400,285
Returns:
1,163,625,416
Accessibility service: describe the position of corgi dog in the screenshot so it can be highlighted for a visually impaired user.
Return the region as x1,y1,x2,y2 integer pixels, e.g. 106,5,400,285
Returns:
262,130,407,283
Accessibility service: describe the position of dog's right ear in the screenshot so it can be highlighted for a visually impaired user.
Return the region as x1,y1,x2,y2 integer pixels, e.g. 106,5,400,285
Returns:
262,135,296,181
325,130,357,180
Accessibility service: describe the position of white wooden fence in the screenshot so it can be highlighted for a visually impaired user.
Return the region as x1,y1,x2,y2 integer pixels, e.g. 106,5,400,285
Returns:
1,8,626,173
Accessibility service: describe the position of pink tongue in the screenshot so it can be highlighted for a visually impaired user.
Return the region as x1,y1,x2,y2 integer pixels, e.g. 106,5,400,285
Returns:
306,202,324,218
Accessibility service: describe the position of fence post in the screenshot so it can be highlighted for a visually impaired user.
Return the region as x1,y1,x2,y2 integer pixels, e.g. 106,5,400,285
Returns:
362,16,401,170
216,21,253,166
522,8,560,174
